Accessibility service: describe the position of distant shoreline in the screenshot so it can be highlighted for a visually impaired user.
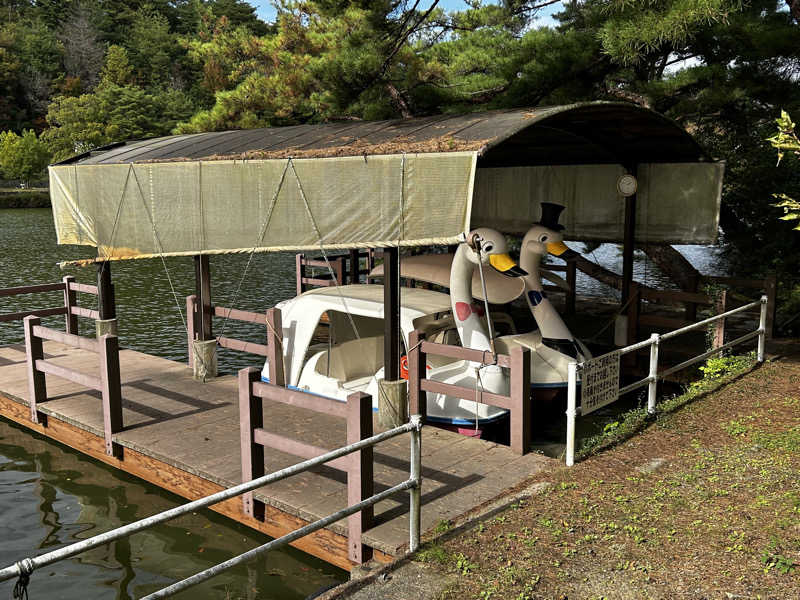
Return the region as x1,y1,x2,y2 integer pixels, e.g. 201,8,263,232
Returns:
0,190,50,208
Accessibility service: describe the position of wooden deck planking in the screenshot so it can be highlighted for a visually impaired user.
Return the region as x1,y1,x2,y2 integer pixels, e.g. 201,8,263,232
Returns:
0,341,554,566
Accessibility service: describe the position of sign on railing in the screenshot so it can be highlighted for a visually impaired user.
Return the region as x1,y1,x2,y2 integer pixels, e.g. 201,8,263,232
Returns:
580,350,621,415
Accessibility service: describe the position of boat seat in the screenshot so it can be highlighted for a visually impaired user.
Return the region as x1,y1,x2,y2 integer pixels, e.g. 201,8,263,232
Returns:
314,336,384,382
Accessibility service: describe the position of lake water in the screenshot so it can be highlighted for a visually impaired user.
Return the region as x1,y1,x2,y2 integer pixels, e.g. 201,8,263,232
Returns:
0,208,726,597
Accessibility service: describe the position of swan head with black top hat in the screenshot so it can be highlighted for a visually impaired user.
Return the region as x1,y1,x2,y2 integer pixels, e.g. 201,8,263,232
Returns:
524,202,579,261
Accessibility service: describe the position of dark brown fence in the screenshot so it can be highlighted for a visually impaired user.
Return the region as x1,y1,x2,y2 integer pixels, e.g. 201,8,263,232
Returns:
295,249,380,294
407,331,532,455
238,367,375,564
1,276,99,333
23,315,122,457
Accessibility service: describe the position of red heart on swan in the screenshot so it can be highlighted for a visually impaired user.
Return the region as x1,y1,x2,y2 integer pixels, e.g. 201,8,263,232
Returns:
455,302,485,321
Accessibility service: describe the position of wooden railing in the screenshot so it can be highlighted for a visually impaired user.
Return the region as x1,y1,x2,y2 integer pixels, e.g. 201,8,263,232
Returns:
295,249,380,294
186,297,283,367
1,276,99,333
238,368,375,564
23,315,122,458
407,331,532,455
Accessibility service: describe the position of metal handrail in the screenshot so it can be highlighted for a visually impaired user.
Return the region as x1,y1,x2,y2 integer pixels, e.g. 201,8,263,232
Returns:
0,416,424,597
565,296,768,466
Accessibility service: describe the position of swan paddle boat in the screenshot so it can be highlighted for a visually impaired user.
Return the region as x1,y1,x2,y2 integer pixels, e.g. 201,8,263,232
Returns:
262,228,528,432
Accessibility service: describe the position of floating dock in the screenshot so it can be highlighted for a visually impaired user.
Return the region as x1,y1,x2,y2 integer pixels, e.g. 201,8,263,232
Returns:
0,341,552,571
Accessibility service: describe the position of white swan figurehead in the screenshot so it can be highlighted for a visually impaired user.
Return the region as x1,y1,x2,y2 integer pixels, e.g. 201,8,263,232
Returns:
520,203,589,360
450,227,526,349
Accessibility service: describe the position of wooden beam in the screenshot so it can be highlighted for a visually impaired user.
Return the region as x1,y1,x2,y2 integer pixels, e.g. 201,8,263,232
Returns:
99,334,123,458
194,255,212,341
96,262,116,320
239,367,265,520
347,391,373,564
621,180,637,305
383,247,400,381
23,316,46,424
63,276,79,335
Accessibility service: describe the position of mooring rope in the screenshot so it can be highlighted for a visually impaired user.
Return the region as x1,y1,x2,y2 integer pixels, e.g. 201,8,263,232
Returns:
12,558,33,600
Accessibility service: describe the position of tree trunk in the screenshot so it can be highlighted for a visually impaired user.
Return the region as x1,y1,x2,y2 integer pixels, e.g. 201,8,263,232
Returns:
639,244,702,291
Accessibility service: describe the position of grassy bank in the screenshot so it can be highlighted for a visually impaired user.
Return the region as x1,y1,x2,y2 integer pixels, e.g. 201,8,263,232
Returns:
0,189,50,208
414,355,800,599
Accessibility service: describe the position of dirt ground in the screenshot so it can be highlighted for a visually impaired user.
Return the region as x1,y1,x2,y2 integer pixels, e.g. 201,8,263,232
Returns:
412,354,800,600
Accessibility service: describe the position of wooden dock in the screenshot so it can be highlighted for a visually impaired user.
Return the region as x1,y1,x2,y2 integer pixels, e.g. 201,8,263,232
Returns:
0,341,553,571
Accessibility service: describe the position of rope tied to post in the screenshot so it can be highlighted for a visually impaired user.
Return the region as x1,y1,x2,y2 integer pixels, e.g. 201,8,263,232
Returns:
12,558,34,600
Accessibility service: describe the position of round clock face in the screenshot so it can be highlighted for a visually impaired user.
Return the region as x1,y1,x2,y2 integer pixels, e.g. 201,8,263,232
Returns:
617,174,638,197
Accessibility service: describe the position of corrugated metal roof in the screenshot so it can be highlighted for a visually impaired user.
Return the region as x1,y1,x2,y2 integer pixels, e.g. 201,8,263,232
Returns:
58,102,711,167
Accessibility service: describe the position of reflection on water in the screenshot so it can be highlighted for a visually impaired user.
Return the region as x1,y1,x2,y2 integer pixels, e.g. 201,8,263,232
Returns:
0,419,344,600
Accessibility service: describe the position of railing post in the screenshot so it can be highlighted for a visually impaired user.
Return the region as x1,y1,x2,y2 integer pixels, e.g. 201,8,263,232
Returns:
265,308,285,386
647,333,659,415
349,249,360,285
409,414,422,553
509,346,531,455
408,331,426,419
346,391,373,564
565,361,578,467
758,295,767,363
764,274,776,340
295,253,304,295
239,367,265,520
99,333,123,458
62,276,78,335
23,316,46,424
712,289,727,353
186,295,197,369
565,260,577,316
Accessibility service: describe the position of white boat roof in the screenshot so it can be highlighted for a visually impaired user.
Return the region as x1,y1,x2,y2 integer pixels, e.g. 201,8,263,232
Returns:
289,284,452,320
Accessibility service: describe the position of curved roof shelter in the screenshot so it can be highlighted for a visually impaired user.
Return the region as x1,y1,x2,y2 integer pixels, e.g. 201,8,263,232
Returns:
50,102,723,264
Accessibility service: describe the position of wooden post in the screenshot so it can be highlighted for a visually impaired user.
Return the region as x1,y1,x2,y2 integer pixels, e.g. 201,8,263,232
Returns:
626,281,640,346
685,273,699,322
565,261,577,316
62,276,78,335
23,316,46,424
509,347,531,455
764,274,776,340
265,308,285,386
712,289,727,353
349,249,360,285
96,262,116,320
408,330,427,419
621,185,637,307
239,367,265,520
346,391,373,564
99,333,123,458
186,295,197,368
194,255,212,341
333,256,344,285
383,247,400,381
296,253,305,295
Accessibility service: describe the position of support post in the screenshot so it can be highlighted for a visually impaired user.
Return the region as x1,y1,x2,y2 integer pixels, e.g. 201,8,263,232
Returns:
565,361,578,467
378,379,407,429
383,247,401,381
509,346,531,455
265,308,285,386
408,330,426,419
347,392,373,564
194,255,212,341
239,367,265,520
23,316,46,424
565,261,577,316
296,253,305,295
96,262,116,321
62,276,78,335
647,333,659,415
99,333,123,458
621,180,637,306
758,295,767,363
409,414,422,553
712,289,727,353
186,295,197,368
349,249,360,285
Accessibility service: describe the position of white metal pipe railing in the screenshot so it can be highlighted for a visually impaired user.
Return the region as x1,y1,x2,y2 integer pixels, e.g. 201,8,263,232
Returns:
0,416,424,594
565,296,768,466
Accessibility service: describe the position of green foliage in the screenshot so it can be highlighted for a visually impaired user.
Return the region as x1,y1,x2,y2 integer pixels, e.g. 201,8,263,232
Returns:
768,110,800,231
0,129,51,182
696,353,755,383
99,45,134,88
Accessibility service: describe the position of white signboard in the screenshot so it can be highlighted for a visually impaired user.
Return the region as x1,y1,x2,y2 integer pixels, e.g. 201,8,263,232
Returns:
581,351,621,415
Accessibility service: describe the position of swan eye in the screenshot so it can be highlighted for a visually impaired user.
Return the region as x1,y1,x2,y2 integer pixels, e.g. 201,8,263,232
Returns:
539,235,549,242
483,243,493,252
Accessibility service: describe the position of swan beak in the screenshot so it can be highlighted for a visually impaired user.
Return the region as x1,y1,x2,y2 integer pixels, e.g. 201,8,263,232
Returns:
546,241,578,260
489,253,528,277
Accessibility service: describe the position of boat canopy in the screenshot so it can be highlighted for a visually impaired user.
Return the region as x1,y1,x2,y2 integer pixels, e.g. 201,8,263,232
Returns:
49,102,723,265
